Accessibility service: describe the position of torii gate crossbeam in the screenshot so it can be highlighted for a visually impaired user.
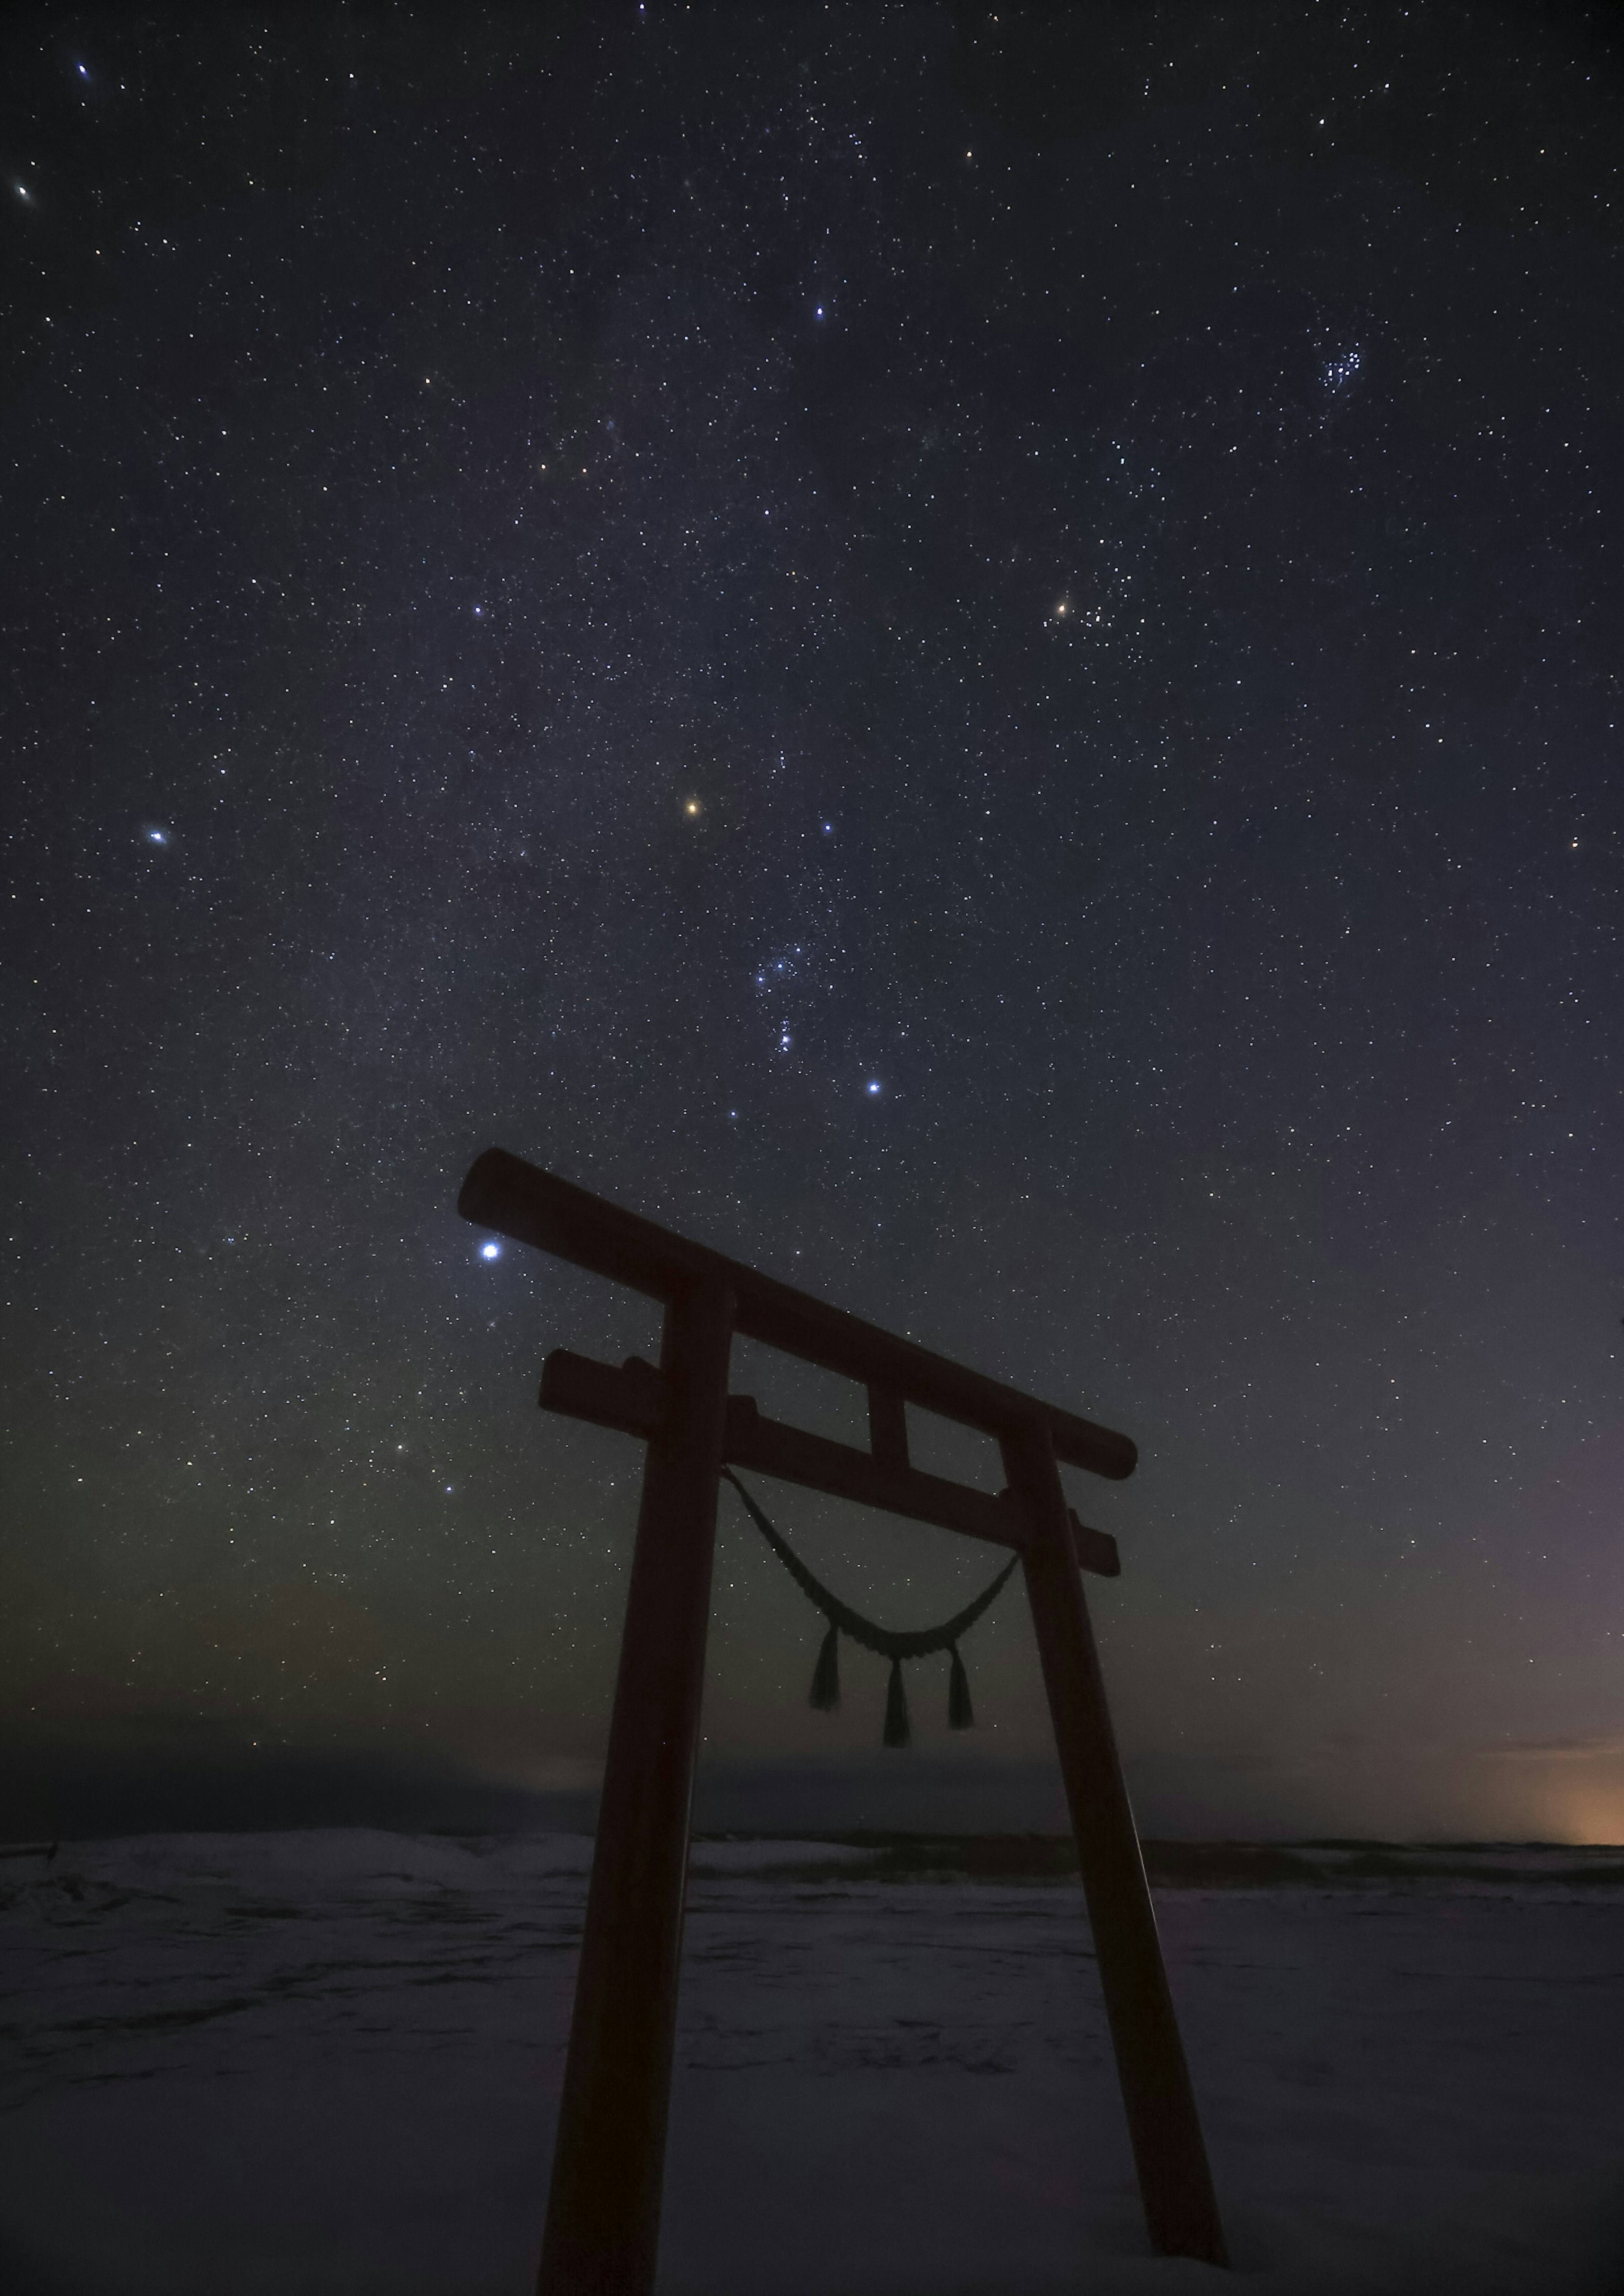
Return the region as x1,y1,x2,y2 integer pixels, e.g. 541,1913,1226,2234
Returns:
457,1148,1228,2294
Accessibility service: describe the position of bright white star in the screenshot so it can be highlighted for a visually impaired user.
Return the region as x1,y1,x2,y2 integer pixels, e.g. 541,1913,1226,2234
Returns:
480,1241,501,1260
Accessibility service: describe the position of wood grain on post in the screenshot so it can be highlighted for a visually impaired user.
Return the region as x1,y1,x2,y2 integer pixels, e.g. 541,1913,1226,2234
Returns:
535,1278,735,2296
1001,1415,1229,2269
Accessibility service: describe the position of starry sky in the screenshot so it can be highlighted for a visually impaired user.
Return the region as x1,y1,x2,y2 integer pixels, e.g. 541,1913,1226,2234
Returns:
4,4,1621,1844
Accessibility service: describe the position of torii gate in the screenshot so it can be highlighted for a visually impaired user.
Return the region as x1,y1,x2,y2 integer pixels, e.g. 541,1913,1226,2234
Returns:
458,1148,1228,2294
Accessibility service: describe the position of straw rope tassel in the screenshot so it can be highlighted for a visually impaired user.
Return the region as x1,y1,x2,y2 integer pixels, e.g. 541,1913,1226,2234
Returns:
883,1658,911,1748
947,1645,974,1730
809,1622,841,1711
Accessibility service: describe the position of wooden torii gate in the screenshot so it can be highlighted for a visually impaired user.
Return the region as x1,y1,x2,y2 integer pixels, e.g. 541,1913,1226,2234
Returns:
458,1148,1228,2294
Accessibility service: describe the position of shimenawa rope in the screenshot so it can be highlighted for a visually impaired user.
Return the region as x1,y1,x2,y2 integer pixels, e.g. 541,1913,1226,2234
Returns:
722,1467,1017,1748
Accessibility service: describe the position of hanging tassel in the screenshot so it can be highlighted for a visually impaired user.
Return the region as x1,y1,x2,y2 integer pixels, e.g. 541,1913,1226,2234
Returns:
947,1645,974,1731
809,1623,841,1711
883,1657,911,1748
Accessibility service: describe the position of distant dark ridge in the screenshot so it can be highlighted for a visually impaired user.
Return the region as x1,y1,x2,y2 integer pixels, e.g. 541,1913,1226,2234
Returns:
690,1832,1624,1887
0,1740,578,1842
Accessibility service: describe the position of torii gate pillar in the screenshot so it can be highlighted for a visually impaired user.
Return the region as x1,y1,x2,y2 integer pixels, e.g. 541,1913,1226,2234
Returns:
1003,1415,1224,2262
457,1150,1227,2296
536,1275,734,2296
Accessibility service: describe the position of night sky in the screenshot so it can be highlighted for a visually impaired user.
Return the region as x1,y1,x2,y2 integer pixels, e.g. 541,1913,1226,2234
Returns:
5,5,1621,1845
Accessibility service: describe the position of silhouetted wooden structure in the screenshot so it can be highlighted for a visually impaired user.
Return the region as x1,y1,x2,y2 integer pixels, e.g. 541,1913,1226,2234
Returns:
458,1147,1228,2295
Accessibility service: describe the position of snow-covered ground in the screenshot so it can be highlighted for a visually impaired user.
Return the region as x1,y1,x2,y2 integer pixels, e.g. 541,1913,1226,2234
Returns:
2,1830,1620,2295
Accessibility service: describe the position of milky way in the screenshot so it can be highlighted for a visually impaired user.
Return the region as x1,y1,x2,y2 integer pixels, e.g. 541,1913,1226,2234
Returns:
4,7,1621,1841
